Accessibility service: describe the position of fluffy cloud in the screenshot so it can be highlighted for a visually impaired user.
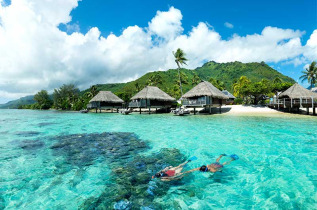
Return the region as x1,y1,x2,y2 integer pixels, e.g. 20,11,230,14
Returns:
304,29,317,61
0,0,316,102
148,6,183,40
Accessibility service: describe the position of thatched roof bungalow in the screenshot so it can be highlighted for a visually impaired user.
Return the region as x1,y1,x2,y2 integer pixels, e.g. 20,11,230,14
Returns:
181,81,229,113
129,86,176,113
88,91,124,112
277,83,317,111
279,83,317,99
222,90,235,105
222,90,235,99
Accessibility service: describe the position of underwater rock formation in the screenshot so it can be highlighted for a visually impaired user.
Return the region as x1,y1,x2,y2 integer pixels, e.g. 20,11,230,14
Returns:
19,139,44,150
14,131,41,137
49,132,187,209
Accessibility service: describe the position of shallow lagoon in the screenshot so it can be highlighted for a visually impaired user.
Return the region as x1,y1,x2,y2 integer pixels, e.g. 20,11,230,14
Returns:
0,109,317,209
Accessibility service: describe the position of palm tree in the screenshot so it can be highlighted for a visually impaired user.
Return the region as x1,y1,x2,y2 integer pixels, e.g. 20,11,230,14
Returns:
135,82,141,92
273,77,282,84
300,61,317,90
192,73,201,85
232,76,251,98
90,85,97,97
173,48,188,96
209,77,225,90
147,74,163,86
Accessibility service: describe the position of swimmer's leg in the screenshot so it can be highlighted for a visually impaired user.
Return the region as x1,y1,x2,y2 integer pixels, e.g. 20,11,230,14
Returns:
216,154,226,162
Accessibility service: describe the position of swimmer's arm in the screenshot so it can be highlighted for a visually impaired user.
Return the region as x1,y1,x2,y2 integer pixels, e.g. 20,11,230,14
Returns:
178,167,200,175
178,161,189,167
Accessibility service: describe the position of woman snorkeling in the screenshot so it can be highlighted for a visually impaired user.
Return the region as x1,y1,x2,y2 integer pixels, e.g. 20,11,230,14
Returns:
152,156,197,181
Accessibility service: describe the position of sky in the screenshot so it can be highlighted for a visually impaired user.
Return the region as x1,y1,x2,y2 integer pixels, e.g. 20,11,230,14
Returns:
0,0,316,104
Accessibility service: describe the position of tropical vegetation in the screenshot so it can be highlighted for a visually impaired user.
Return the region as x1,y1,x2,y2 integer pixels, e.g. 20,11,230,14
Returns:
232,76,293,105
173,48,188,96
5,60,299,109
300,61,317,90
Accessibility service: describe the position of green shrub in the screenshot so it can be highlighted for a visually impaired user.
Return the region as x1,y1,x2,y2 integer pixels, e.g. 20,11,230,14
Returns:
234,98,243,104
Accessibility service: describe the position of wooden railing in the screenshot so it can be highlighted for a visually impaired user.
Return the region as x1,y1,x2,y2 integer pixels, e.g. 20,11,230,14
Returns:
269,97,317,108
182,99,207,106
129,101,147,107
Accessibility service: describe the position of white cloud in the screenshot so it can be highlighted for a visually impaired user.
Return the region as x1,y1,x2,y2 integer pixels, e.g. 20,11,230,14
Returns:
148,6,183,40
224,22,234,29
304,29,317,61
66,22,80,33
0,1,316,102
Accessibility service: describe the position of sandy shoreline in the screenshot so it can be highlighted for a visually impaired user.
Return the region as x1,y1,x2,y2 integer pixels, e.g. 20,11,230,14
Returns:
87,105,316,117
222,105,280,115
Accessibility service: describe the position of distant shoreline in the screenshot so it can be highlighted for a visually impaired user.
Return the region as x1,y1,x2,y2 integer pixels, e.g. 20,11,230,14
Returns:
3,105,316,117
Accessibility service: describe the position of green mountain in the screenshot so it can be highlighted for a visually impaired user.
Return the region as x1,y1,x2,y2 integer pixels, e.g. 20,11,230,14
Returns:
0,61,295,108
0,95,35,109
195,61,295,89
83,61,295,95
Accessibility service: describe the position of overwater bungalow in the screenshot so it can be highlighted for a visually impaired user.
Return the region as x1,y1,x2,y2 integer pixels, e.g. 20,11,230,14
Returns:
269,83,317,114
222,90,236,105
182,81,229,114
87,91,124,113
129,86,176,114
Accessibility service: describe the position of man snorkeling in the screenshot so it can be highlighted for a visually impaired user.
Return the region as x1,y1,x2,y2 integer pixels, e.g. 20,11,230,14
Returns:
152,156,197,181
183,154,239,174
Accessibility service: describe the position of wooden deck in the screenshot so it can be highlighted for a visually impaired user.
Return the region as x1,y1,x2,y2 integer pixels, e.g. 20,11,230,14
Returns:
268,98,317,114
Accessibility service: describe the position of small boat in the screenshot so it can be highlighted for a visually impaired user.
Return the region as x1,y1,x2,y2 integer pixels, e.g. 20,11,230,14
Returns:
119,108,132,115
80,109,89,113
171,107,190,116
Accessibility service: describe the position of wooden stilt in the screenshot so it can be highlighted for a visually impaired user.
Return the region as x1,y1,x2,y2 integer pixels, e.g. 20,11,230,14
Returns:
284,98,285,108
306,107,309,115
149,107,151,114
95,108,97,113
139,108,141,114
117,108,119,113
313,108,316,115
312,97,314,115
156,108,157,113
194,108,196,115
209,105,211,114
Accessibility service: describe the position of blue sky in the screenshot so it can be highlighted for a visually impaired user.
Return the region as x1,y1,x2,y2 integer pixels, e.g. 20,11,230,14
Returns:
60,0,316,83
0,0,316,103
65,0,316,39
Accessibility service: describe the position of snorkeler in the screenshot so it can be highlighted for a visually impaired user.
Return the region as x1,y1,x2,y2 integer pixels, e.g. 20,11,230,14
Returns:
152,156,197,181
182,154,239,174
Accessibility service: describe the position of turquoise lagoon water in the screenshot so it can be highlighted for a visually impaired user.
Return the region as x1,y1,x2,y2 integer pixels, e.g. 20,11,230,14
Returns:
0,109,317,209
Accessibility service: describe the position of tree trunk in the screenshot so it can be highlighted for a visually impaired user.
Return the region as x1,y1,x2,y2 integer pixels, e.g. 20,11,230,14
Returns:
176,62,183,96
253,96,258,105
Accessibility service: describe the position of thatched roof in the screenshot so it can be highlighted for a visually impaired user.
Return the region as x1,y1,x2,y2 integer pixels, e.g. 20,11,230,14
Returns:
89,91,124,103
182,81,229,99
131,86,175,101
222,90,236,99
279,83,317,99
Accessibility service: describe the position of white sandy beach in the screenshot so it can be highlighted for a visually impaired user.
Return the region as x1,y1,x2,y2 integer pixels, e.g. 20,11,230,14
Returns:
222,105,280,115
